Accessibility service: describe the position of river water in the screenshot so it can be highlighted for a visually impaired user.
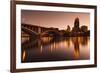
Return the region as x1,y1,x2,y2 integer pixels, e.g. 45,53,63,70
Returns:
21,36,90,63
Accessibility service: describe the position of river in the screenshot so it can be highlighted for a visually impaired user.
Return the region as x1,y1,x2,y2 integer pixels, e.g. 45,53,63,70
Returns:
21,36,90,63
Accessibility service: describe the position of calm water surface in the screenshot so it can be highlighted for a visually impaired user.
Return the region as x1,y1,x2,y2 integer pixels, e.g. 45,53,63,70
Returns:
21,36,90,63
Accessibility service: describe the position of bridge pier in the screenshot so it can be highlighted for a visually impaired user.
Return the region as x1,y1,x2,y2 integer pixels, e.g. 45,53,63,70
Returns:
38,27,41,34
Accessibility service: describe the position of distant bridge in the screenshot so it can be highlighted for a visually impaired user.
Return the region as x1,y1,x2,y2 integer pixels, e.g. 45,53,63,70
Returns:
21,23,62,38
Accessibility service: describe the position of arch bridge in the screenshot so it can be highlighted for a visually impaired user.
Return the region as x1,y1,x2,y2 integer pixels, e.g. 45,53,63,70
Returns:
21,23,62,38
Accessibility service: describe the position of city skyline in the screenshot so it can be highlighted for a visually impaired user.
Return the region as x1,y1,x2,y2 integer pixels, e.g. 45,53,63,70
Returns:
21,10,90,30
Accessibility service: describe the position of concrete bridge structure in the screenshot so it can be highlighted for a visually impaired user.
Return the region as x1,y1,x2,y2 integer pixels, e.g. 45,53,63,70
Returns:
21,23,62,38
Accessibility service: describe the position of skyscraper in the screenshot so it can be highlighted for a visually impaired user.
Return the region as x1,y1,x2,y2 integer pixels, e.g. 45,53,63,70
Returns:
72,17,80,32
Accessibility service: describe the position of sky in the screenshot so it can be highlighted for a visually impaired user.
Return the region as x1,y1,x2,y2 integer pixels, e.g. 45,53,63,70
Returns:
21,10,90,30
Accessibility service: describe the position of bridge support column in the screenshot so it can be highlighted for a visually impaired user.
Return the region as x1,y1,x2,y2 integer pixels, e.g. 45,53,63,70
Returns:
38,27,41,34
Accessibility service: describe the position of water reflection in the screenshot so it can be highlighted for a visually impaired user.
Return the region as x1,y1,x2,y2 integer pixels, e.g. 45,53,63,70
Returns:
21,36,90,63
22,50,26,61
72,37,80,59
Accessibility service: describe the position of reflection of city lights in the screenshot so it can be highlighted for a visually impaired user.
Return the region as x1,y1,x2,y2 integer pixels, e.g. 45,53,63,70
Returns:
50,44,53,51
64,41,67,47
72,37,80,59
55,42,59,49
74,49,80,59
40,45,43,53
60,42,63,48
41,37,53,43
22,50,26,61
53,42,56,49
87,41,90,49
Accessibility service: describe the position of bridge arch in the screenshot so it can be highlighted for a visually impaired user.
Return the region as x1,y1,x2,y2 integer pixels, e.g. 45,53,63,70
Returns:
41,30,61,37
21,26,38,38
